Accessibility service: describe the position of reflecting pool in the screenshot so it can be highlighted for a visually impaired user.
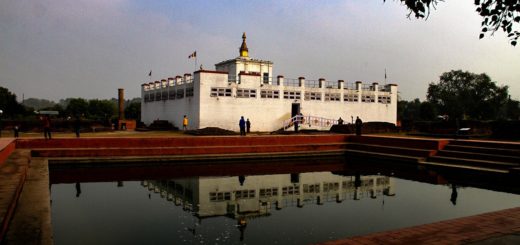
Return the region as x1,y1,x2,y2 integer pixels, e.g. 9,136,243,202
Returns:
51,171,520,245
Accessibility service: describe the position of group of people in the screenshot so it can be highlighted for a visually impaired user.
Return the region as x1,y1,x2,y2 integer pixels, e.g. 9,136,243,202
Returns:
182,115,252,135
34,113,356,137
337,116,363,136
35,113,358,138
38,115,83,139
239,116,251,136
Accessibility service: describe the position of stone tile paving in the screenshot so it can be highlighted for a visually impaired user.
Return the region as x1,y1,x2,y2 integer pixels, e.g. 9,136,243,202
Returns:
0,149,29,243
319,207,520,245
5,156,52,245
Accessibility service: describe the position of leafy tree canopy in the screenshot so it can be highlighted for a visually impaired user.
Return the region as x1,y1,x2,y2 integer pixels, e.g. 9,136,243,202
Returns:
88,99,116,120
386,0,520,46
0,86,25,118
65,98,89,117
503,98,520,119
125,100,141,120
427,70,509,120
398,98,438,121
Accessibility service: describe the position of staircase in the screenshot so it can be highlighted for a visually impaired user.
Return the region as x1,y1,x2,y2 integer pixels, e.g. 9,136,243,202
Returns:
343,136,442,164
423,140,520,174
341,136,520,176
18,135,350,159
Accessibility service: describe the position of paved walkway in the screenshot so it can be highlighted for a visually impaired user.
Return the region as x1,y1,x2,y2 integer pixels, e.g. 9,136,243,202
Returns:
0,149,30,243
320,207,520,245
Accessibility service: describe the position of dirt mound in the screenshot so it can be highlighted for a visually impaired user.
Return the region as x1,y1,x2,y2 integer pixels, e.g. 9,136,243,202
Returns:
184,127,238,136
148,120,176,131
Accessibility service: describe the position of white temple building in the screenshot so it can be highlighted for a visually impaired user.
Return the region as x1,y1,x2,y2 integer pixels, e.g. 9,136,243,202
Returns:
141,33,397,132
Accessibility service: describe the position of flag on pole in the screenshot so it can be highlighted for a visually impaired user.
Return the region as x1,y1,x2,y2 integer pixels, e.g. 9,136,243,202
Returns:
148,70,152,77
188,51,196,59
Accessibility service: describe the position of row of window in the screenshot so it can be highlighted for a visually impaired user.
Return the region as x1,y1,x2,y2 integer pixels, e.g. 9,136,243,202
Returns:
235,190,256,199
324,93,341,101
261,90,280,98
209,179,387,202
211,88,232,97
236,89,256,98
259,188,279,197
210,88,391,103
284,91,301,99
378,96,391,104
209,192,231,202
361,95,375,103
304,92,321,101
303,184,320,193
209,186,301,202
143,88,194,102
344,94,358,102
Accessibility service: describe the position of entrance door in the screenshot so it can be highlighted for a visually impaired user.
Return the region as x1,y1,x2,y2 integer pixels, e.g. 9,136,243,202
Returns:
291,103,300,117
291,103,300,131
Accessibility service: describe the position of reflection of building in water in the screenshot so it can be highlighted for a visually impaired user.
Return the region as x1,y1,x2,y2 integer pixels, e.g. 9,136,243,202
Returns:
141,172,395,219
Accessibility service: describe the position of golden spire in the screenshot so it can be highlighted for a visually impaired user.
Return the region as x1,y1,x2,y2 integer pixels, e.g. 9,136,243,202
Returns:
239,32,249,57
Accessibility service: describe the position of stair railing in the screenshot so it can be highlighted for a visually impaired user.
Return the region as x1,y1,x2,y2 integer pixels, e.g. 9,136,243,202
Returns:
282,115,338,131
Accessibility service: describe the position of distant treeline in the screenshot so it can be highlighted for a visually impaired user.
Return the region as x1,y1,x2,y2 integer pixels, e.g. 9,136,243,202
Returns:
0,86,141,121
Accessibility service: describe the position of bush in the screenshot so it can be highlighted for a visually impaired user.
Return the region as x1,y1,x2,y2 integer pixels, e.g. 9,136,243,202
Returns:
491,120,520,139
413,120,492,135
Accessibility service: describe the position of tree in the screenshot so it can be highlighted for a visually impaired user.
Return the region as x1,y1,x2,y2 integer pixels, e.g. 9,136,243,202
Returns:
427,70,509,120
0,86,25,118
88,99,116,120
398,98,422,121
65,98,89,117
503,97,520,119
398,98,438,121
125,100,141,120
386,0,520,46
419,101,437,120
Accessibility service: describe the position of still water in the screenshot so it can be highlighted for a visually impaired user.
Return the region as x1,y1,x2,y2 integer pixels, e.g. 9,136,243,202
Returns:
51,171,520,245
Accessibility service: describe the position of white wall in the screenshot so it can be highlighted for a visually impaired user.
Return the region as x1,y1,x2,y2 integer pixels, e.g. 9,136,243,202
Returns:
142,71,397,132
197,72,396,131
141,76,201,129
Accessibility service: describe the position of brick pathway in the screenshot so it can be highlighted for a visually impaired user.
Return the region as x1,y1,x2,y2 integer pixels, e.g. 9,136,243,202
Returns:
319,207,520,245
0,149,29,243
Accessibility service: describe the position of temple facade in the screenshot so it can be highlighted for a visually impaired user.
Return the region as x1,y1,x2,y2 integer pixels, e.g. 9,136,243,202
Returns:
140,33,398,132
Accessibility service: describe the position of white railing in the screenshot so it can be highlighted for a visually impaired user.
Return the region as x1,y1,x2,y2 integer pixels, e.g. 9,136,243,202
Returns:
282,115,338,131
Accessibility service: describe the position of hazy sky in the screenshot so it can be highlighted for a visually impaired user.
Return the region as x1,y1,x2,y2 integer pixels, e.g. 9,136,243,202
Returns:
1,0,519,102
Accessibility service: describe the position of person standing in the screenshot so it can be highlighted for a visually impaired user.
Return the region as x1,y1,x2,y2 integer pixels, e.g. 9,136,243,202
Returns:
75,182,82,198
13,125,19,138
74,116,81,138
246,118,251,133
337,117,344,125
355,116,363,136
43,115,52,139
239,116,246,136
183,115,188,130
294,113,303,132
